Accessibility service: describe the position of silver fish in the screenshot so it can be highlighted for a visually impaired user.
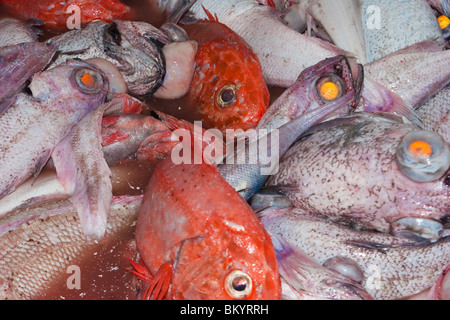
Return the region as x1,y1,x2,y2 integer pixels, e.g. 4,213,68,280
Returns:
0,195,141,300
361,0,444,63
261,206,450,300
218,56,362,200
364,40,450,110
47,20,170,96
0,60,108,200
266,112,450,233
189,0,346,87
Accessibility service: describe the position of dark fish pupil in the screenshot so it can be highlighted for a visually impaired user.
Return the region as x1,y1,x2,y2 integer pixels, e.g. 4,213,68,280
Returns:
221,89,235,103
232,276,247,291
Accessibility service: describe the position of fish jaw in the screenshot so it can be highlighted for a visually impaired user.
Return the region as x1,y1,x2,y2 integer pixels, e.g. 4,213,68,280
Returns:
257,55,363,130
135,160,281,299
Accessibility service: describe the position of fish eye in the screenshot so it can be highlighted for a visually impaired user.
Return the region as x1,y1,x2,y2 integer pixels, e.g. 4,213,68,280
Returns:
216,84,237,108
316,74,346,103
396,130,450,182
72,67,103,94
225,270,252,299
438,15,450,30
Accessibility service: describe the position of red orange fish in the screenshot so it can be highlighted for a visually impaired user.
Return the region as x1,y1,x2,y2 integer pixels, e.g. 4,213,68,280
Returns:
0,0,131,31
179,13,270,133
128,159,281,300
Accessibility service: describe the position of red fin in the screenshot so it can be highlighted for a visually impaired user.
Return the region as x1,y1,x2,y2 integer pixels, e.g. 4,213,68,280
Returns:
143,262,173,300
267,0,276,8
136,130,178,161
127,258,173,300
202,5,219,22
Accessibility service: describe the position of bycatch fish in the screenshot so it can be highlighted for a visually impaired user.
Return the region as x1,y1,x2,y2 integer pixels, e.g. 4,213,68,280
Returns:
179,16,270,133
129,160,281,299
361,0,444,63
0,0,132,31
260,206,450,299
0,18,41,46
47,20,169,96
0,195,141,300
0,60,108,202
266,112,450,234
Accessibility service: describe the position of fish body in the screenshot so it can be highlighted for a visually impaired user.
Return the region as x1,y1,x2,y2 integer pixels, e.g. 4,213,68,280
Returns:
364,41,450,110
133,160,281,299
188,0,345,88
179,18,269,133
0,18,41,46
0,60,108,200
416,86,450,143
266,112,450,233
361,0,444,63
0,195,141,300
47,20,169,96
0,42,57,115
0,0,132,31
261,206,450,299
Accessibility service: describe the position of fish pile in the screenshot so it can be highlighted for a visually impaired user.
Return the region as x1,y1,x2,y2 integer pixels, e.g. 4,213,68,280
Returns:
0,0,448,300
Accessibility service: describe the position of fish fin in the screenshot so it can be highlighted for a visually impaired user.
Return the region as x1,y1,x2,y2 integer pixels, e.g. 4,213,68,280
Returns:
361,78,422,127
428,264,449,300
202,5,219,22
127,257,154,283
141,262,173,300
103,93,143,115
269,231,372,300
136,130,178,161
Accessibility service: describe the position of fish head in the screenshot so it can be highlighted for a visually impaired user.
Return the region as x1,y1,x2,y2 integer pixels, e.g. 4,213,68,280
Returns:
183,20,270,133
29,59,109,112
297,55,363,119
170,224,281,300
112,20,171,96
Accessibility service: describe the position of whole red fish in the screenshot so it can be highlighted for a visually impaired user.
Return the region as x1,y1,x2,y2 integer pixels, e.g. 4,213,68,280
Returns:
179,15,270,133
129,160,281,300
0,0,131,31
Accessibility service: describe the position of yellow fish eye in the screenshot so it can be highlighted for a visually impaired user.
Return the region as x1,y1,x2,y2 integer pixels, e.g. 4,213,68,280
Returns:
316,75,345,103
438,15,450,30
72,67,103,94
409,140,433,157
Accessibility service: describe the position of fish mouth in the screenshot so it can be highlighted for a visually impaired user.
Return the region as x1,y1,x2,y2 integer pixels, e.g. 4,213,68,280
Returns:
102,22,167,96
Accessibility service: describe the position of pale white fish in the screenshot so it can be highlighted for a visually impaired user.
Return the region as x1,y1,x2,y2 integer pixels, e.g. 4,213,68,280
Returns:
361,0,444,63
295,0,367,64
189,0,345,87
416,86,450,143
261,207,450,300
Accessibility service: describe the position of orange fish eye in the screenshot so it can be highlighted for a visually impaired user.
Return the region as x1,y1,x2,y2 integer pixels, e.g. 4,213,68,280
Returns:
224,270,252,299
73,67,103,94
316,75,345,103
409,140,433,157
216,84,237,108
438,15,450,30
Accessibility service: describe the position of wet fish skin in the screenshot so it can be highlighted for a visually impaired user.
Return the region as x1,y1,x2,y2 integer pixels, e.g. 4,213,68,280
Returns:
364,41,450,110
416,86,450,143
0,60,108,200
47,20,168,96
0,195,142,300
0,18,41,47
261,206,450,300
266,112,450,233
189,0,346,87
0,42,57,115
361,0,444,63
